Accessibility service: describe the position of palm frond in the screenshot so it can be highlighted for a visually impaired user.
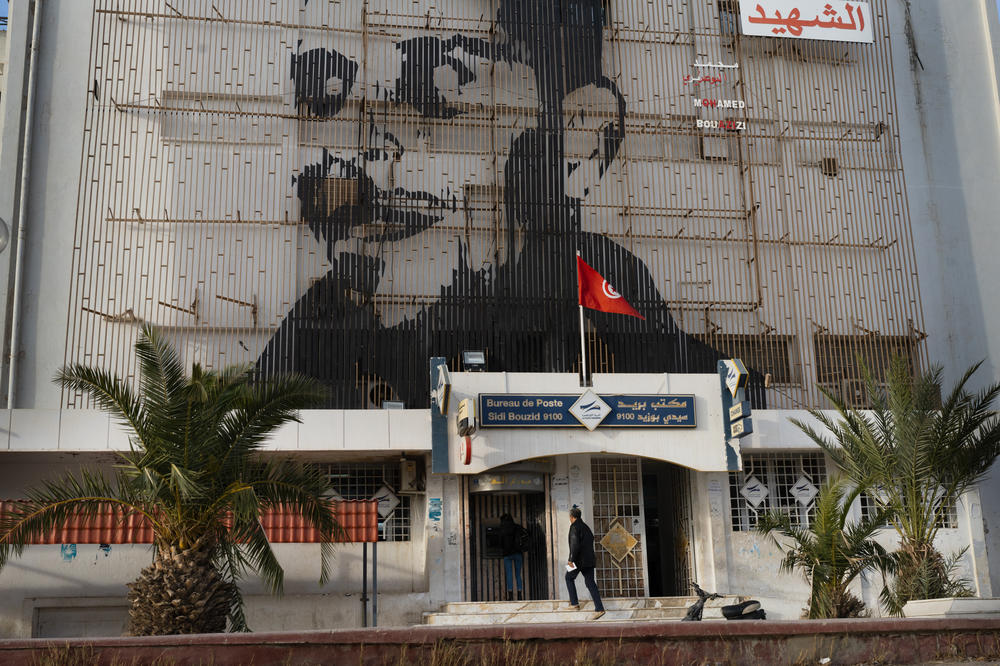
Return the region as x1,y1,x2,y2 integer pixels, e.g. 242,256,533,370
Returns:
215,539,253,632
217,374,327,470
753,477,891,618
55,365,147,444
15,325,342,635
0,468,158,569
225,517,286,596
134,324,187,418
794,357,1000,613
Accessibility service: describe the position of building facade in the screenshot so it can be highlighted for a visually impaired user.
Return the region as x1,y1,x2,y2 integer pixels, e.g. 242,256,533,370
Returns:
0,0,999,637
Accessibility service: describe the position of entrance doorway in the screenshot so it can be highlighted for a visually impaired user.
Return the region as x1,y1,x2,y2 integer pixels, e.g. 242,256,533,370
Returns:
642,460,694,596
468,490,549,602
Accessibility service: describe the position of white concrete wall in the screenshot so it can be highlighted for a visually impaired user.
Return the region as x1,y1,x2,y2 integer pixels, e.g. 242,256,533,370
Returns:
0,408,431,452
717,476,991,620
0,28,9,156
889,0,1000,598
0,456,435,638
0,0,91,408
0,541,433,638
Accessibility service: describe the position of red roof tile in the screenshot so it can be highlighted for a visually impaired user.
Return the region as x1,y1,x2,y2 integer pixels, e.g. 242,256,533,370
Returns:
0,499,378,544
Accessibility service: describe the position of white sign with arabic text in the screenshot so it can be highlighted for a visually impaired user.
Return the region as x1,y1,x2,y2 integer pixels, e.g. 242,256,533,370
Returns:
739,1,874,43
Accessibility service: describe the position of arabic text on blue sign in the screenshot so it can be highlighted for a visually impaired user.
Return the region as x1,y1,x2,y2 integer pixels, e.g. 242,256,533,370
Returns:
478,394,696,428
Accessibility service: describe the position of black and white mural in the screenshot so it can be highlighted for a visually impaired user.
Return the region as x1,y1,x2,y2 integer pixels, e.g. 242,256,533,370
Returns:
255,0,762,408
65,0,926,412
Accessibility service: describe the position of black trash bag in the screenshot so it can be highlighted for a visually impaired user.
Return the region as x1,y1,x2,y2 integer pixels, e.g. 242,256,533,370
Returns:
722,600,761,619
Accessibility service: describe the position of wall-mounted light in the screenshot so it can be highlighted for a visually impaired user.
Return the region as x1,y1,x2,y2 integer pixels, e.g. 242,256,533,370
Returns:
462,350,486,371
382,400,405,409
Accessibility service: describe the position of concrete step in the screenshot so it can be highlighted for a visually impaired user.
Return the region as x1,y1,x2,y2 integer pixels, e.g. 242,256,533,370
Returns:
439,596,733,614
424,596,744,626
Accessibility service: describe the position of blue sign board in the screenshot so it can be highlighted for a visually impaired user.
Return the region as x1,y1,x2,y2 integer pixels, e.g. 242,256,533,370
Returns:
478,394,696,428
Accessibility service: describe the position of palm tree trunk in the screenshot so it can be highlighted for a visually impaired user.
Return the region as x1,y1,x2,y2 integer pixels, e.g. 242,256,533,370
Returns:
126,542,233,635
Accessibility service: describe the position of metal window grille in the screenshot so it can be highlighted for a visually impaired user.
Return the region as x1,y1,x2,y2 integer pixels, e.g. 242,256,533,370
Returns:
323,462,411,542
815,336,917,408
666,464,694,595
590,456,646,598
717,0,739,36
698,334,797,384
729,453,828,531
859,492,958,530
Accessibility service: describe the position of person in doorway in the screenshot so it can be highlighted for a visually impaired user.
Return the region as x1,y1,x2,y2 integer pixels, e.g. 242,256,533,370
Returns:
566,506,605,619
499,513,526,601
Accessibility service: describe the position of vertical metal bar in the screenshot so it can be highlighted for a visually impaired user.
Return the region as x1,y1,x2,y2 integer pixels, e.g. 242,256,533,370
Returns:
361,541,368,627
461,476,472,602
372,539,378,627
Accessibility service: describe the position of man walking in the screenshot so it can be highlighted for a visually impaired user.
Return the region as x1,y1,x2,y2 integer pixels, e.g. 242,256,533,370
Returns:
565,507,605,619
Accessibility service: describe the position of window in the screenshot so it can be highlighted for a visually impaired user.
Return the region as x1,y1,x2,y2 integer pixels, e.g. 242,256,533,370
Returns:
814,335,917,408
859,491,958,530
718,0,739,36
730,452,828,531
700,134,731,161
323,462,413,541
699,334,797,384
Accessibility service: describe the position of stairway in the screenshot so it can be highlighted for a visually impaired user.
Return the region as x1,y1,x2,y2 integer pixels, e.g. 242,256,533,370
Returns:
423,596,745,625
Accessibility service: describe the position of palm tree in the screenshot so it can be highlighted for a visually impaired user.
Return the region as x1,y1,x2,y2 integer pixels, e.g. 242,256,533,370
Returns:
755,476,894,618
793,357,1000,614
0,325,339,634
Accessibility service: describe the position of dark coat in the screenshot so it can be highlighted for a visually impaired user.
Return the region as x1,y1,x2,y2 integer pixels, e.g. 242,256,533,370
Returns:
568,519,596,569
499,520,523,557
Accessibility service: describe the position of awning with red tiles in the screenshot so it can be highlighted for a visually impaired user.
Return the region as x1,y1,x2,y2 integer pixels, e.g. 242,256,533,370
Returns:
0,499,378,544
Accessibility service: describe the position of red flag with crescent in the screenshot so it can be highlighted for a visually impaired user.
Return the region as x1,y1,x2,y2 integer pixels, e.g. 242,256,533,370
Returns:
576,255,645,320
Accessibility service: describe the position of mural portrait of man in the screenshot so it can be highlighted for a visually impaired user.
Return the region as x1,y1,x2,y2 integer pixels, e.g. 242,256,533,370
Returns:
257,0,760,408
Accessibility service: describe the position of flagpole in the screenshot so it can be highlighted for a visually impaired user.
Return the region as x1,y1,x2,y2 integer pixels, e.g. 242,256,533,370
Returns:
577,250,588,387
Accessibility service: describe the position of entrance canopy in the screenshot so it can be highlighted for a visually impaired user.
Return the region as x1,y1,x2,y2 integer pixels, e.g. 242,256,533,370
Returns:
444,372,730,473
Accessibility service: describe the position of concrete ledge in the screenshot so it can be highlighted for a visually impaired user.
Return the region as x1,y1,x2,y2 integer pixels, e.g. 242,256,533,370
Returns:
2,617,1000,665
904,597,1000,618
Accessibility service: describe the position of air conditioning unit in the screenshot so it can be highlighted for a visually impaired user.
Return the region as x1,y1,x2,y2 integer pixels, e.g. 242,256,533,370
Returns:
399,459,423,494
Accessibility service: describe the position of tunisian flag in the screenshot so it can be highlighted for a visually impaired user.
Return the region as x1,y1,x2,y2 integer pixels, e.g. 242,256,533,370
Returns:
576,255,645,320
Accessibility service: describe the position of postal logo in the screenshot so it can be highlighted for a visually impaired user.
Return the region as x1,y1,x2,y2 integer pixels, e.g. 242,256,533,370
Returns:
569,390,612,431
